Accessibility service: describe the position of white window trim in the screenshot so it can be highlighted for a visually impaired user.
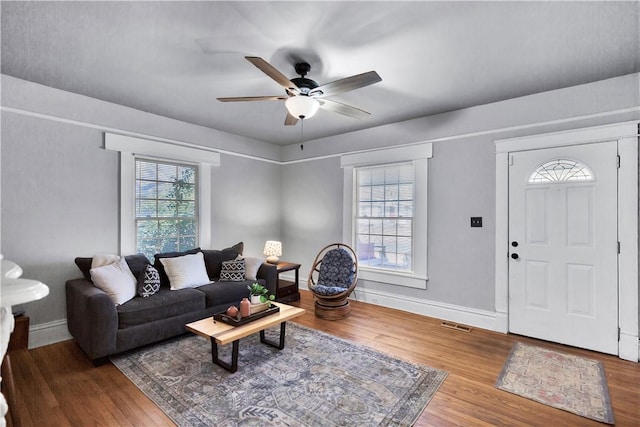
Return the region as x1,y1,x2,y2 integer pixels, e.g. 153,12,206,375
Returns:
105,133,219,255
341,143,432,289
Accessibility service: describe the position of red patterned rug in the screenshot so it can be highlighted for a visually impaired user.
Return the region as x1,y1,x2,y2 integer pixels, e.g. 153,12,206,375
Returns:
495,342,614,424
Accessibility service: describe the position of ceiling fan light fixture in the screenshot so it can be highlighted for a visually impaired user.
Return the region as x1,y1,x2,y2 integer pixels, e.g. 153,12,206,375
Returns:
285,95,320,120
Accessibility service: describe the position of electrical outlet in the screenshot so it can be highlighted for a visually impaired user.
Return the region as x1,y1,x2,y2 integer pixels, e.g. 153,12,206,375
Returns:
471,217,483,227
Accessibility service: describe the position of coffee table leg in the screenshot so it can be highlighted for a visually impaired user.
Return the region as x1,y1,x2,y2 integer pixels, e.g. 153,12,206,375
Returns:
211,337,239,373
259,321,287,350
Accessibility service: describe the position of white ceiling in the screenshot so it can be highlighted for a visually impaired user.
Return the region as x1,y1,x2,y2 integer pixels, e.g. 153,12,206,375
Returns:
2,1,638,145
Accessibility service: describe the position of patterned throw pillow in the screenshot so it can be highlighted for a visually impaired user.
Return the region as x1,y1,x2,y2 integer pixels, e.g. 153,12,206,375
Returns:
219,259,246,282
137,264,161,297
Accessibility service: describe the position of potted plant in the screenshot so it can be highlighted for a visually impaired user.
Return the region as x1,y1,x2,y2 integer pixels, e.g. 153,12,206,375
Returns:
247,283,275,306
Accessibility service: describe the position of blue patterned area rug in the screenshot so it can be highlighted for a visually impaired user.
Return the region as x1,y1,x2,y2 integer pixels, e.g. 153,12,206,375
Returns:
111,322,447,426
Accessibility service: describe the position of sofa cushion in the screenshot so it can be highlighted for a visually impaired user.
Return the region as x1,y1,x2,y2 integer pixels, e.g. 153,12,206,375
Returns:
75,253,151,281
196,279,264,309
75,257,93,280
116,288,205,329
90,257,137,305
125,253,152,278
153,247,201,287
160,252,210,290
137,264,161,297
201,241,244,279
242,256,264,281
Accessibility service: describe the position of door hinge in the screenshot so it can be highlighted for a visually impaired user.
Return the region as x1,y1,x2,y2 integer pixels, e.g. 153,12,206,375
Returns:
617,155,621,168
509,155,514,166
618,241,621,254
618,327,621,340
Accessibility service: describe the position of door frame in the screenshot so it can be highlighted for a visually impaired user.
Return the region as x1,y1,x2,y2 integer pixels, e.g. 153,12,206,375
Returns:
494,121,639,361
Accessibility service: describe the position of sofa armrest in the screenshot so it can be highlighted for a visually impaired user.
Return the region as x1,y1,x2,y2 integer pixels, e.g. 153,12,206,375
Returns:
256,263,277,297
65,278,118,361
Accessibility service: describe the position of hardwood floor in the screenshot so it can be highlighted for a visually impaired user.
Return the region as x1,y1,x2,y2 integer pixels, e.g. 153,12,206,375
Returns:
5,290,640,426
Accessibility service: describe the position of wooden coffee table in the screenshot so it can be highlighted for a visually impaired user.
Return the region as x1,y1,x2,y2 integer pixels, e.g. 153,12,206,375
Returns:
185,302,305,373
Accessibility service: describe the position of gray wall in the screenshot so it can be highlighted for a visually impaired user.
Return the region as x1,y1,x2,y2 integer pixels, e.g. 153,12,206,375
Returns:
1,73,638,332
279,73,640,313
1,79,281,326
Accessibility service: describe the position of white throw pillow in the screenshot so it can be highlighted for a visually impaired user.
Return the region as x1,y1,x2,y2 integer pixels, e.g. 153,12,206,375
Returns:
90,257,137,305
243,256,264,281
160,252,210,290
91,253,120,269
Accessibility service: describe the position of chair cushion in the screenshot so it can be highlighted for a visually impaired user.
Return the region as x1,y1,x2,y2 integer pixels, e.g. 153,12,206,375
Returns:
116,288,205,328
316,248,354,295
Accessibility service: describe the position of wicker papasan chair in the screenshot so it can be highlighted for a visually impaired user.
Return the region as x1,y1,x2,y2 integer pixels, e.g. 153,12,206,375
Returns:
307,243,358,320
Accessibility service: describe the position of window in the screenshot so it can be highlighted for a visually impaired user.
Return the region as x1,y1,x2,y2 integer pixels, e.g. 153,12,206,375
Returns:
105,132,218,257
355,163,414,272
135,159,198,260
342,142,432,289
528,159,594,184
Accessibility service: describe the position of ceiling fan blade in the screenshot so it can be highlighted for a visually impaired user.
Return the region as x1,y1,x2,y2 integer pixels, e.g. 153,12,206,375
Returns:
311,71,381,98
284,113,299,126
318,99,371,120
217,95,287,102
245,56,299,94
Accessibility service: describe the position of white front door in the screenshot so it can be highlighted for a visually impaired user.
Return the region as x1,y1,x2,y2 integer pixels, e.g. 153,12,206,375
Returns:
508,141,618,354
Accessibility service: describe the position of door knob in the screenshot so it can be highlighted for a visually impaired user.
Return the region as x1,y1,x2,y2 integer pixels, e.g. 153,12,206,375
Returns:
511,241,518,247
511,253,519,260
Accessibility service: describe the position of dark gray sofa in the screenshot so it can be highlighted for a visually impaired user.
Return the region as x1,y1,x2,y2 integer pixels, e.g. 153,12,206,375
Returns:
66,243,276,362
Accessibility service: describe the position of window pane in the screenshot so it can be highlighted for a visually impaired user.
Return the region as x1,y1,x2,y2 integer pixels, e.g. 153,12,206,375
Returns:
371,185,385,201
371,202,385,217
359,186,372,202
137,161,156,180
179,236,197,250
385,184,398,201
137,198,157,217
358,202,371,217
160,238,179,253
370,219,383,235
158,163,177,182
158,200,176,217
357,219,370,234
177,201,196,217
137,181,157,199
177,219,197,236
399,201,413,217
137,220,158,238
158,182,175,199
371,168,385,185
397,219,412,236
383,219,397,235
399,184,413,200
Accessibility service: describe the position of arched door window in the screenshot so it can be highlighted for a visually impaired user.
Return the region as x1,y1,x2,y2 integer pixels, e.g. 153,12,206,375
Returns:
528,159,594,184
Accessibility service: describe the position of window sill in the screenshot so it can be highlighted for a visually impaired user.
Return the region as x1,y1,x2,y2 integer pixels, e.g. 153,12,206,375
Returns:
359,268,427,289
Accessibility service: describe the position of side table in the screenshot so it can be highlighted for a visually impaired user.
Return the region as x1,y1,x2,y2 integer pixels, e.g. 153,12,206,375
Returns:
274,261,301,303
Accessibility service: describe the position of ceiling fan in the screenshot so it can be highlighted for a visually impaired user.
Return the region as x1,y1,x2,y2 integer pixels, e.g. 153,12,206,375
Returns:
217,56,382,126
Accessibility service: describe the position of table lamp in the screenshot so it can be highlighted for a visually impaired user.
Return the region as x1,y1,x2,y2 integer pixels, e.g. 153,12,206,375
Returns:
263,241,282,264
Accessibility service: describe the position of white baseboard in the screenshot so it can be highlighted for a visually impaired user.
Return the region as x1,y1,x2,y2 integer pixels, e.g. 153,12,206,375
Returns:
29,319,72,349
300,279,499,332
619,331,640,362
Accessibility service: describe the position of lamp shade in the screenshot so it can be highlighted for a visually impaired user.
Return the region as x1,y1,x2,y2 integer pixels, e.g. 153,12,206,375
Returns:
285,95,320,120
263,240,282,264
